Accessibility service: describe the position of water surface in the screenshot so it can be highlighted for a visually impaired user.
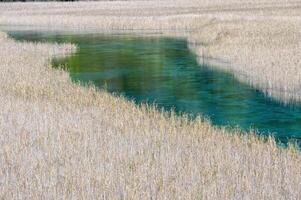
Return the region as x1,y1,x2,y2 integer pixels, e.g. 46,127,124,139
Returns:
9,31,301,146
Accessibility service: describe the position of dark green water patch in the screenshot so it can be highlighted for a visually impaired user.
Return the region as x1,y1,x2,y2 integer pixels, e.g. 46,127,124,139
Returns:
9,31,301,146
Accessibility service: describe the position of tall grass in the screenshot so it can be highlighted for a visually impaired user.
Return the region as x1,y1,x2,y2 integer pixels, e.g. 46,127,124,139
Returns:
0,30,300,199
0,1,301,199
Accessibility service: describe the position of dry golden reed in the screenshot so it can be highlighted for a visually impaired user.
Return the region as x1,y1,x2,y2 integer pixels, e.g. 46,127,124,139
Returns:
0,1,301,199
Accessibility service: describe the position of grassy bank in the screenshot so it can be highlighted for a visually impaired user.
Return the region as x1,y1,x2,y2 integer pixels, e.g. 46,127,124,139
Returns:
0,31,301,199
1,1,301,199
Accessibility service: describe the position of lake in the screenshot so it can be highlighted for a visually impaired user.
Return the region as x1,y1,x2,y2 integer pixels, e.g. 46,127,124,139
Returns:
8,31,301,146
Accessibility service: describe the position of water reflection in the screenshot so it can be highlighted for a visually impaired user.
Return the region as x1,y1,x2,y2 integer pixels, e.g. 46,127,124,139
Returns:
9,31,301,146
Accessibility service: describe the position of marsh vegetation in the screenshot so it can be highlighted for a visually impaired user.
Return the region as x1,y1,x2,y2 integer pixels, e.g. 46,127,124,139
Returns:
0,30,300,199
0,0,301,199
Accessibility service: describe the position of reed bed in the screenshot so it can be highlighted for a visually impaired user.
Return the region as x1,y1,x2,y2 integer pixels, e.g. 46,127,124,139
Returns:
0,30,301,199
0,1,301,199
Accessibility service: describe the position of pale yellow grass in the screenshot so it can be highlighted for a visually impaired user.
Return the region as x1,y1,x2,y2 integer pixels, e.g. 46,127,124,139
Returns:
1,1,301,199
0,30,301,199
1,0,301,102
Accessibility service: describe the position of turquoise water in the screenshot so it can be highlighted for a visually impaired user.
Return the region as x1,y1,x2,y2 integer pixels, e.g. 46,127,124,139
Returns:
9,31,301,146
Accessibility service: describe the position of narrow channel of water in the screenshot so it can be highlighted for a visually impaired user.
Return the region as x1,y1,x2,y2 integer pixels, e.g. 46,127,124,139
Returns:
8,31,301,146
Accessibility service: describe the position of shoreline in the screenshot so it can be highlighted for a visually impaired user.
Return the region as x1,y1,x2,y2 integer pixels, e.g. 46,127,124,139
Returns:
3,25,301,103
1,1,301,199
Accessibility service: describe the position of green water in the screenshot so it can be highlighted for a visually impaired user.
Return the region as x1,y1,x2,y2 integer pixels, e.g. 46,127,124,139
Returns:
9,31,301,146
